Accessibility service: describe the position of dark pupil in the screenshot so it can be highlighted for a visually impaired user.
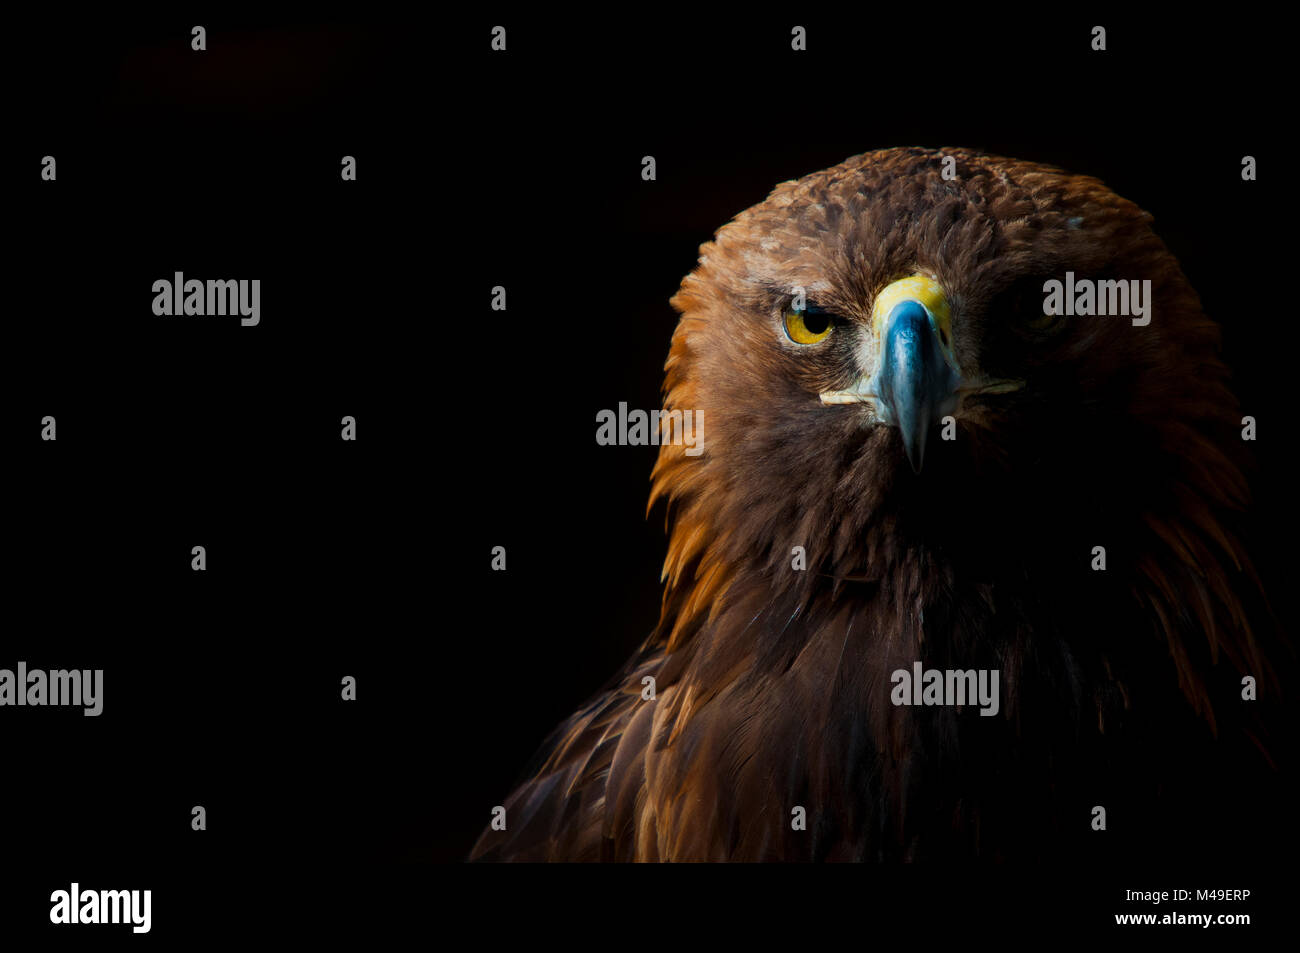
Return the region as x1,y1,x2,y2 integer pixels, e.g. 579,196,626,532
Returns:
802,310,830,335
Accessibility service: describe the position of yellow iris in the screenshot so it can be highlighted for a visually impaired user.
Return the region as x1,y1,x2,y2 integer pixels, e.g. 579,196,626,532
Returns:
783,307,833,344
1023,310,1064,332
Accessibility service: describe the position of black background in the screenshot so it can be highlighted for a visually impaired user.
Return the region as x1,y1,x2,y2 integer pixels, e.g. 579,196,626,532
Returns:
3,9,1292,941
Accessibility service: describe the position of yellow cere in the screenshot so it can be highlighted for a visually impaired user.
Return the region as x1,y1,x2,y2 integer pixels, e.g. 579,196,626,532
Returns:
871,275,952,348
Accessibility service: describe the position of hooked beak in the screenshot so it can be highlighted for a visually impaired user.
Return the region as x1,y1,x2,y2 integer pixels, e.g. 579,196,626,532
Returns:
816,275,1022,474
873,299,959,472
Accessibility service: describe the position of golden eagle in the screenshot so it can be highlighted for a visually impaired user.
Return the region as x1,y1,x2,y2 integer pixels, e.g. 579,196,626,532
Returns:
472,147,1273,862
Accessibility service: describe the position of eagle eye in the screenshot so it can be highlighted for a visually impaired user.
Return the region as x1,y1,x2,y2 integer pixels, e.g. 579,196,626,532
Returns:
782,304,834,345
998,275,1070,338
1022,311,1065,333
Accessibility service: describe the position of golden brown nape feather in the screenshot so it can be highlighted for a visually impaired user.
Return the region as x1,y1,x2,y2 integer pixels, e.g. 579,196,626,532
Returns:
471,147,1276,863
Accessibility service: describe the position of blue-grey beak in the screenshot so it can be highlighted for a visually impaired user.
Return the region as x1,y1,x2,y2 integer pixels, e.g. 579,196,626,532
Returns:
873,300,961,473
